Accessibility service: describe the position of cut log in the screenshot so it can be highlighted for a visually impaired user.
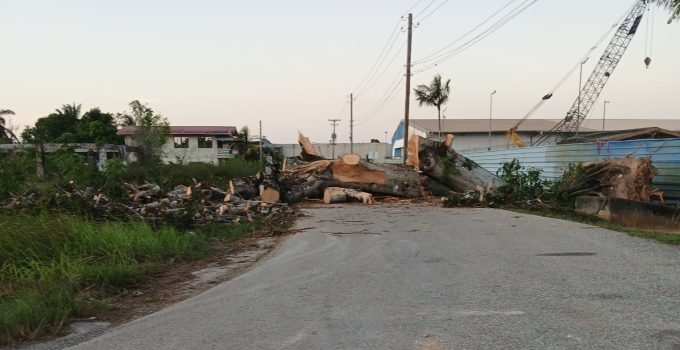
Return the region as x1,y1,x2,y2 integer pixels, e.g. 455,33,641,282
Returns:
298,131,325,161
260,186,281,203
340,154,361,165
323,187,374,204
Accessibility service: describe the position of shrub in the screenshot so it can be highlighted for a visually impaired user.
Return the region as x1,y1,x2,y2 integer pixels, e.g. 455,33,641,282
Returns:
497,159,550,202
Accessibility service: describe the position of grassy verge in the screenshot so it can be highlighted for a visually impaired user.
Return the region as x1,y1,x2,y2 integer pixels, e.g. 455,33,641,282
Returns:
0,214,263,345
508,205,680,245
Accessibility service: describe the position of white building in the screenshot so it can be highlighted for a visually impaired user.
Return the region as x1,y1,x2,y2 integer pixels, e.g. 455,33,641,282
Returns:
390,118,680,157
118,126,239,164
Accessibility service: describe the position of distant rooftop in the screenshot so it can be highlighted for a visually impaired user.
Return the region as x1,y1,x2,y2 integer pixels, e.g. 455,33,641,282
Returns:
406,119,680,133
117,126,237,136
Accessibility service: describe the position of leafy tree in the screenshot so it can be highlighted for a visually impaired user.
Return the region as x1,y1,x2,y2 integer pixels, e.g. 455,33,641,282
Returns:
233,126,259,160
21,104,121,144
77,108,122,144
21,104,81,143
120,100,170,166
414,74,451,140
654,0,680,23
1,109,19,144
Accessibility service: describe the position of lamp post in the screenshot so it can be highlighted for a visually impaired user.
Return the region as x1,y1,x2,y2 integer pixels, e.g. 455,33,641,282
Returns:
602,100,610,131
488,90,497,151
576,58,589,137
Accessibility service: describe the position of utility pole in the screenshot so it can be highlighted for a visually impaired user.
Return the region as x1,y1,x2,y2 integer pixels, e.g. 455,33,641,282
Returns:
350,93,354,154
328,118,341,159
403,13,413,164
259,120,263,168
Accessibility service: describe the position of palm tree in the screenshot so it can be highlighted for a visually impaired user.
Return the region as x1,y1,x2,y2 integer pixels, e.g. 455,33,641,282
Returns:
414,74,451,140
0,109,19,143
55,103,82,119
654,0,680,23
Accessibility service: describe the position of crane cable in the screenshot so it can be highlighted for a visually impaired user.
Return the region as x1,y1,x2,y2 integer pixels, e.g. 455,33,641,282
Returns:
510,1,636,132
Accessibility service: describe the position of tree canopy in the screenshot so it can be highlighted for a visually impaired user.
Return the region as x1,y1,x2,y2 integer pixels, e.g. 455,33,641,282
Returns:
654,0,680,23
21,103,122,144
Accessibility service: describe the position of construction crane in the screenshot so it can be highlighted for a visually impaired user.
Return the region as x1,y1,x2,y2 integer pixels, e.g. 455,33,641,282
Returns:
508,0,650,148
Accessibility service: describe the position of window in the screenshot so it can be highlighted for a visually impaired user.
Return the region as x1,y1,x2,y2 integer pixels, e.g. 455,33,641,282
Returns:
174,137,189,148
198,136,213,149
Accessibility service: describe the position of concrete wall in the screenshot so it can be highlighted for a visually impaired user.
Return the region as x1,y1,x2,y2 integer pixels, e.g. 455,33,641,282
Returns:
271,143,392,162
125,135,221,164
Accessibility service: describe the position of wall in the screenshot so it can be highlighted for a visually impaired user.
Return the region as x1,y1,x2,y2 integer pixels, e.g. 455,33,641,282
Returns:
272,143,392,162
125,135,218,164
462,138,680,199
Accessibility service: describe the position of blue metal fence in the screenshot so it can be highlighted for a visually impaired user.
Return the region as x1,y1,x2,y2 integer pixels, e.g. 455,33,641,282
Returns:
461,138,680,199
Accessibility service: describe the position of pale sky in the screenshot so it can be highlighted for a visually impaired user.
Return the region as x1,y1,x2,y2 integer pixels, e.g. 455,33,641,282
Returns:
1,0,678,143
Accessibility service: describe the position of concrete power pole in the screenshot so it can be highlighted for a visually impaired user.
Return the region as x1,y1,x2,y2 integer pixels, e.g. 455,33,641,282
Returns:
328,118,341,159
259,120,263,167
350,93,354,154
403,13,413,164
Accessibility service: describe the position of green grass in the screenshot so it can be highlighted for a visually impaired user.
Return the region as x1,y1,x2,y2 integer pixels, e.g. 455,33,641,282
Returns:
0,214,263,345
509,206,680,246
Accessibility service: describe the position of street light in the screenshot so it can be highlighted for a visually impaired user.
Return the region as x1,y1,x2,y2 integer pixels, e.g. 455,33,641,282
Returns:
488,90,497,151
602,100,610,131
576,57,589,137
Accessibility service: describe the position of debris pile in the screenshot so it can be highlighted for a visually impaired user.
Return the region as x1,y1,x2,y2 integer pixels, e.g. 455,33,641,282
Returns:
3,180,288,225
563,157,660,202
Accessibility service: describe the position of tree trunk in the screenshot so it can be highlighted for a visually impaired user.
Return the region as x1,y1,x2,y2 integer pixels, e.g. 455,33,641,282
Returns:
437,106,442,141
416,136,501,193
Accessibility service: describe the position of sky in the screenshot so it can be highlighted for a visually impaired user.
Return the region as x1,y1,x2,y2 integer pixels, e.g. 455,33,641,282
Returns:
1,0,678,144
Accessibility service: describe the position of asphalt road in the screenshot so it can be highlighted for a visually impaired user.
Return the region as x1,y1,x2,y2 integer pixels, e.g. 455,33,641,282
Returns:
66,204,680,350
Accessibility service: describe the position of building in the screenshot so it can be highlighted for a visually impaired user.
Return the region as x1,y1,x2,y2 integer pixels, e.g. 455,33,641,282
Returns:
117,126,239,164
391,118,680,157
270,142,392,163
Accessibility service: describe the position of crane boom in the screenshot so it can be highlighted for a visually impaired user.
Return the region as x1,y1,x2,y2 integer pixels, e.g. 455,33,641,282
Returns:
533,0,648,145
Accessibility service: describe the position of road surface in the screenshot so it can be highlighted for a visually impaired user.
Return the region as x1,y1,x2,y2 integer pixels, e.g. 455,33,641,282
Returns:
65,204,680,349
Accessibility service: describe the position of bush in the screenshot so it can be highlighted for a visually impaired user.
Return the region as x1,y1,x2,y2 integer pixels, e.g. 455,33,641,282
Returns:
497,159,550,202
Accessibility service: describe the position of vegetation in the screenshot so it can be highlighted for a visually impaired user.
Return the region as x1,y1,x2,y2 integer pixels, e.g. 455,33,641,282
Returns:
20,104,122,145
511,206,680,246
0,214,262,345
0,109,18,144
496,159,550,202
414,74,451,139
118,100,170,167
654,0,680,23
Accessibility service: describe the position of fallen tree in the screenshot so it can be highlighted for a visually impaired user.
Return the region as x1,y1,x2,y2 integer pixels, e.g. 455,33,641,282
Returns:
409,135,501,194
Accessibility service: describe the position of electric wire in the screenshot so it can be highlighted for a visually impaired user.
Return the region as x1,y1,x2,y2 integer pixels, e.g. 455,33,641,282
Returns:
355,71,405,126
415,0,450,26
514,0,637,132
413,0,518,64
414,0,438,19
356,41,406,100
413,0,538,73
352,18,403,98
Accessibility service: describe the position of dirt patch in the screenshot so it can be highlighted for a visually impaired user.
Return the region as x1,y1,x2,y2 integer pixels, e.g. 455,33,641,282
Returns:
98,230,284,325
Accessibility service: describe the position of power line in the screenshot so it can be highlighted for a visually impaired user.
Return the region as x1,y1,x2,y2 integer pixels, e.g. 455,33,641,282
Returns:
415,0,450,26
414,0,518,64
353,18,404,97
356,40,406,99
414,0,437,19
355,73,405,126
413,0,539,74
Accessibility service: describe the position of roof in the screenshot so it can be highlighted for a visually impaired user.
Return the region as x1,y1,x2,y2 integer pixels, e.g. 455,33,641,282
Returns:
407,118,680,133
117,126,237,136
562,127,680,143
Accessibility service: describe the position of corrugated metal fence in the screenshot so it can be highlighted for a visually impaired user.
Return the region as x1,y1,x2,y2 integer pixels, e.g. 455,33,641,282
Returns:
461,138,680,199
